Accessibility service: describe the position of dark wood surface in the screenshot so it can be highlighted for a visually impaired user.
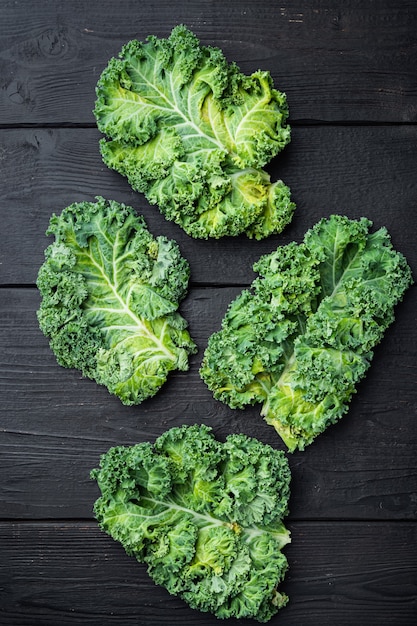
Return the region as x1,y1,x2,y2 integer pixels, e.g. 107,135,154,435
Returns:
1,1,416,624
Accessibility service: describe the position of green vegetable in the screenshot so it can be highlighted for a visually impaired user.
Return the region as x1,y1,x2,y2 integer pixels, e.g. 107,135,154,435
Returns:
91,424,291,622
37,197,196,405
94,24,295,239
200,215,413,451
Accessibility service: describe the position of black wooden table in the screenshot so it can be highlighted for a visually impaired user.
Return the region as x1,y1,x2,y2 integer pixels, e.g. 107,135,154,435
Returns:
1,1,416,624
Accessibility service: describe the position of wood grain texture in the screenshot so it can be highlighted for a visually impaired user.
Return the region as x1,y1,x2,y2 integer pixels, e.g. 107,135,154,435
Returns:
0,125,416,286
0,521,416,625
0,287,415,521
0,1,416,623
0,0,416,124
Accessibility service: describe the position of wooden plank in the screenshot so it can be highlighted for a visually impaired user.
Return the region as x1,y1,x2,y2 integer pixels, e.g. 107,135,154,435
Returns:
0,287,415,520
0,1,416,124
1,124,416,286
0,521,415,625
1,5,416,626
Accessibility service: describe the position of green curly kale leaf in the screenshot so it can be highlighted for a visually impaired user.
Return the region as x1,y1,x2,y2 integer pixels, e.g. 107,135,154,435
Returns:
91,424,291,622
94,24,294,239
200,215,413,451
37,197,197,405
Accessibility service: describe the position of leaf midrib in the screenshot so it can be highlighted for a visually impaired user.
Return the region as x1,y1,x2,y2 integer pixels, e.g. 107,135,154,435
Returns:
80,229,175,361
105,493,289,545
261,237,366,398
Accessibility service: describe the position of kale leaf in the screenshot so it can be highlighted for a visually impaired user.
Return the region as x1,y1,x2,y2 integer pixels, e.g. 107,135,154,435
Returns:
91,424,291,622
200,215,413,451
37,197,196,405
94,25,295,239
